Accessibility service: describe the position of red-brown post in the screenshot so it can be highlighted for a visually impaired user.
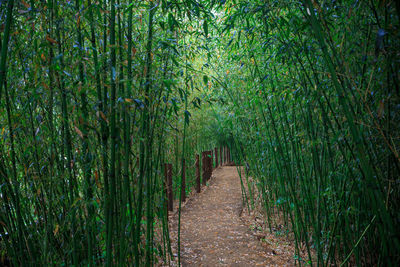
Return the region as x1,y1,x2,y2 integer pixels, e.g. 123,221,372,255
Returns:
164,163,168,215
214,147,218,168
167,163,173,211
181,159,186,202
211,150,214,169
202,151,207,186
211,151,213,169
206,151,209,181
195,154,200,193
207,150,212,181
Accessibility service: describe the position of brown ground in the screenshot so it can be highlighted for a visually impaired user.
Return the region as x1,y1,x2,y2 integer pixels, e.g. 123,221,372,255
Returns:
168,166,298,266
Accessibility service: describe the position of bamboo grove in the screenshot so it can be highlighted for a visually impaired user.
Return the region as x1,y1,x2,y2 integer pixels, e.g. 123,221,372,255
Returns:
210,0,400,266
0,0,399,266
0,0,221,265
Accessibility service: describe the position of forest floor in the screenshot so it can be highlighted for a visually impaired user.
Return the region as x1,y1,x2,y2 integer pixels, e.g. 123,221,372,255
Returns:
166,166,300,266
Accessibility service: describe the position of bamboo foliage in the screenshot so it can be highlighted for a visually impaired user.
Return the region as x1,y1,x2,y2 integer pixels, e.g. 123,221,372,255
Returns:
212,1,400,266
0,1,219,265
0,0,399,266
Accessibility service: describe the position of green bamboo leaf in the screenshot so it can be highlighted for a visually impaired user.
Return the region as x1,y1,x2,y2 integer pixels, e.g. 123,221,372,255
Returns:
168,13,175,31
184,110,191,125
203,19,208,37
203,75,208,85
125,3,134,13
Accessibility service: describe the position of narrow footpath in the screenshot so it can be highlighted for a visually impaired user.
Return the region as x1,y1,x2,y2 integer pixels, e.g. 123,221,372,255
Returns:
169,166,295,266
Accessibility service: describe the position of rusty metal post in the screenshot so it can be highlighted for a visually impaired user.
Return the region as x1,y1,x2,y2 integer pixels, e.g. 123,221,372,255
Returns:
166,163,173,211
207,150,212,181
210,151,213,178
164,163,168,216
206,151,209,181
181,159,186,202
202,151,207,186
211,149,213,169
195,154,200,193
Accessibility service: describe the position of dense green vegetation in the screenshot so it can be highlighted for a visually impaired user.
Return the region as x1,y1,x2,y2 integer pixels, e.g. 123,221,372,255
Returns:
0,0,399,266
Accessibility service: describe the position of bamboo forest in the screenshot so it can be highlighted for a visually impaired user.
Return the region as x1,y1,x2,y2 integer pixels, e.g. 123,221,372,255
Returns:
0,0,399,266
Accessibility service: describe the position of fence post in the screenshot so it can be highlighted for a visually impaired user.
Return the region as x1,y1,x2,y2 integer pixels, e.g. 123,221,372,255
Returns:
181,159,186,202
212,149,215,168
214,147,218,168
207,150,212,181
167,163,173,211
202,151,207,186
195,154,200,193
164,163,168,216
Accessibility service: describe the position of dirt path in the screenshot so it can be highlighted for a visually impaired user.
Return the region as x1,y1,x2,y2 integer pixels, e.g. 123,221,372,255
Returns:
169,166,287,266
